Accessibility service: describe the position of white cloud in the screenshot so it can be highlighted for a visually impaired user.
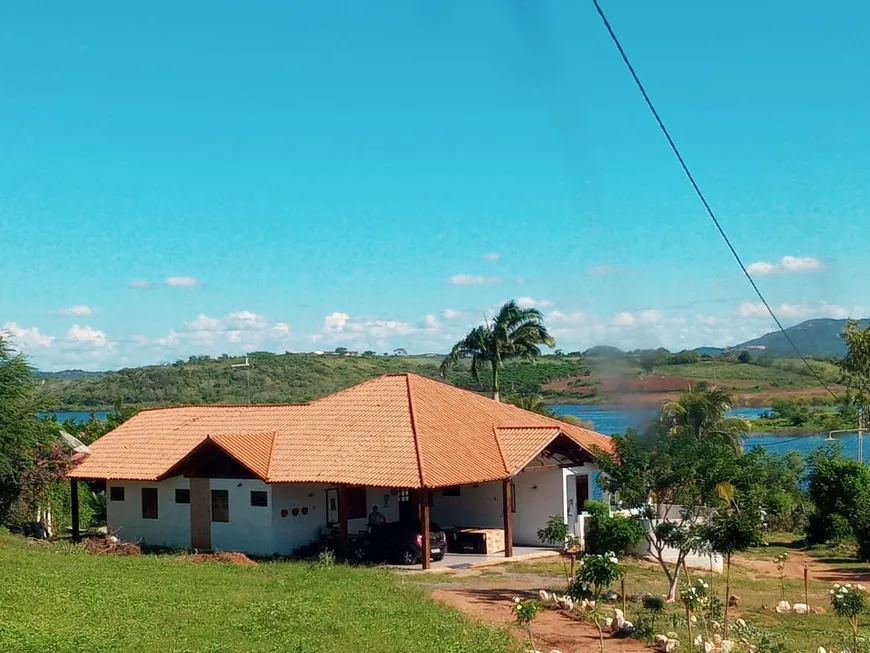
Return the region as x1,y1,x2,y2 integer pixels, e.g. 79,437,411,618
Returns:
1,322,55,349
59,305,94,317
324,312,350,332
66,325,110,347
130,279,150,288
589,265,627,276
696,315,718,326
482,252,500,261
549,310,587,325
516,297,554,309
165,276,200,287
188,314,222,331
448,274,501,286
611,312,635,326
746,256,824,276
422,314,439,329
157,310,291,356
442,308,463,320
738,300,854,321
640,309,662,325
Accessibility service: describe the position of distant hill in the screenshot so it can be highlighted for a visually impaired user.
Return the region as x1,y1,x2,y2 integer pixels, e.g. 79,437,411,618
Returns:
36,352,588,410
693,346,724,357
35,369,104,381
734,318,870,357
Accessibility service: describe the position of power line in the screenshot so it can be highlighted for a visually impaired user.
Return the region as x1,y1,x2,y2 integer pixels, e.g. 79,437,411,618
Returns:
590,0,838,400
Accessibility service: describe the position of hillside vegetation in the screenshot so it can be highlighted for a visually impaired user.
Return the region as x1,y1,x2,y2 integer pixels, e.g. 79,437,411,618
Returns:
38,348,843,410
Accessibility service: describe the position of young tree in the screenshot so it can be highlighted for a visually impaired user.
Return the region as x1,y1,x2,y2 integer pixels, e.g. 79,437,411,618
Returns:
440,300,555,402
596,388,751,600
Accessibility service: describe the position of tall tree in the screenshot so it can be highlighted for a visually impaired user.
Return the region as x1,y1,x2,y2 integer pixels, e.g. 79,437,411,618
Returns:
0,337,56,522
661,385,749,451
440,300,555,402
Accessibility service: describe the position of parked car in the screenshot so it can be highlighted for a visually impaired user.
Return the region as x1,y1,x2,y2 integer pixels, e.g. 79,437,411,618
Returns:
357,521,447,565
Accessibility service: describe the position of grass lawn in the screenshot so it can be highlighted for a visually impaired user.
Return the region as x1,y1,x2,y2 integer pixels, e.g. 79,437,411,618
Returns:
504,552,862,652
0,532,514,653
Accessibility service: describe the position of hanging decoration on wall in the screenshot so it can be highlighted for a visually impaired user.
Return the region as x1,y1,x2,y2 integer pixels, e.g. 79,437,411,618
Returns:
383,494,389,508
301,507,309,515
280,509,289,518
291,507,299,517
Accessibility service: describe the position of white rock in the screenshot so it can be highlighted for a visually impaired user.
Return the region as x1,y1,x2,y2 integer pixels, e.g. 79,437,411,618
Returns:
720,641,735,653
792,602,809,614
815,648,826,653
775,600,791,614
703,642,713,653
665,640,680,653
735,619,746,629
605,618,614,630
710,620,721,631
619,620,634,634
538,590,552,603
613,607,625,630
689,614,698,624
653,634,669,649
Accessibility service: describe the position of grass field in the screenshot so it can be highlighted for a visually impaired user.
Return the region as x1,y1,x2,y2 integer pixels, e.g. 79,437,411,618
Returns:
0,532,514,653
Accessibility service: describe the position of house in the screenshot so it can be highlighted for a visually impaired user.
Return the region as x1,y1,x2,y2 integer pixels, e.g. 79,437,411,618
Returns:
68,373,613,568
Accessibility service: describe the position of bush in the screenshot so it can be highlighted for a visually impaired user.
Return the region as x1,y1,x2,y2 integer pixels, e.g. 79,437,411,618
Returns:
584,500,644,555
806,447,870,547
807,512,854,545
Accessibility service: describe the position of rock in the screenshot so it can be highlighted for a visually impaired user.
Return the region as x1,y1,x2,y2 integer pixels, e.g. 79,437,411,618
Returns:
605,590,619,602
666,632,680,640
816,648,827,653
775,600,791,614
538,590,552,604
693,635,704,647
548,650,564,653
618,620,634,635
728,594,741,607
653,634,669,650
735,619,746,629
812,606,826,615
613,608,626,630
665,639,680,653
605,618,614,630
689,614,698,624
703,642,713,653
710,620,722,631
720,640,735,653
792,602,809,615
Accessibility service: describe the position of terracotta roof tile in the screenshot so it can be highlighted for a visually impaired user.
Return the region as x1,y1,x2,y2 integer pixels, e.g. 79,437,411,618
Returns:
70,373,613,487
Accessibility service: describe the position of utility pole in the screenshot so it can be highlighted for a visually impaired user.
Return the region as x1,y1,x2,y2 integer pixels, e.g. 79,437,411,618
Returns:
231,356,252,404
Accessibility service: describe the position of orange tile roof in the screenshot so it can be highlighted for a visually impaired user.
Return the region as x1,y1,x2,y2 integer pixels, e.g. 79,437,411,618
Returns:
70,373,613,487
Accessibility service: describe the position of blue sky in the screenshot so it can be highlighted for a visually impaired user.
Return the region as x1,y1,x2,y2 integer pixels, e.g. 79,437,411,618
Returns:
1,0,868,370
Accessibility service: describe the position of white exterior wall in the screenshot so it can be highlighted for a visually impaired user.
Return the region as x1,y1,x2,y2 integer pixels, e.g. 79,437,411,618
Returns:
348,487,402,535
512,469,566,546
271,484,330,555
209,479,273,556
106,477,191,549
430,481,503,529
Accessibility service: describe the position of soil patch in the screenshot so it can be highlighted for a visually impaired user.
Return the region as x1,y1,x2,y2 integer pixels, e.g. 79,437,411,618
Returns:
735,548,870,585
431,585,646,653
180,551,257,566
82,536,142,556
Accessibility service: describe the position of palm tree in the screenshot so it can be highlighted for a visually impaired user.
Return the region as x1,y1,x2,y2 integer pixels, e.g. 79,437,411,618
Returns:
440,300,555,402
661,385,749,451
510,394,594,428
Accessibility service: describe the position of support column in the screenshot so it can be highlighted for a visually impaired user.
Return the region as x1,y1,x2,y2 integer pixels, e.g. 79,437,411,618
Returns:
420,489,431,570
337,486,349,560
502,478,513,558
70,479,80,543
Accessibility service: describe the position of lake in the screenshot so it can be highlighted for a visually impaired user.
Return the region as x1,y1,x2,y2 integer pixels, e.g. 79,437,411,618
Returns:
551,404,860,460
47,406,860,460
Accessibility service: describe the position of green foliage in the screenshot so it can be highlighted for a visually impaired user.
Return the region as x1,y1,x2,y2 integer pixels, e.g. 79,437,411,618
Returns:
569,552,623,600
583,500,644,555
806,446,870,548
679,577,711,612
536,514,569,547
0,533,513,652
511,597,542,627
0,337,67,524
440,300,555,400
741,448,807,532
840,319,870,400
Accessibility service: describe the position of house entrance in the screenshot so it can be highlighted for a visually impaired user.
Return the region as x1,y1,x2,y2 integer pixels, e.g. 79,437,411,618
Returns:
189,477,212,549
575,475,590,511
398,489,415,523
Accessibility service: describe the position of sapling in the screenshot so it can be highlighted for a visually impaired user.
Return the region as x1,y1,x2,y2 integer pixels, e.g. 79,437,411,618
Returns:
511,596,543,652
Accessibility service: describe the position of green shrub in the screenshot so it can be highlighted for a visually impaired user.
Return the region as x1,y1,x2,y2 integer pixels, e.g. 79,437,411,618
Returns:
583,499,644,555
807,512,854,545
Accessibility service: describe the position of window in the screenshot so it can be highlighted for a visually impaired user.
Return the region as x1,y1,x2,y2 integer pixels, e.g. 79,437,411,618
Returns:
211,490,229,522
442,485,461,497
397,489,410,503
109,486,125,502
175,489,190,504
346,486,367,520
141,488,158,519
250,490,268,507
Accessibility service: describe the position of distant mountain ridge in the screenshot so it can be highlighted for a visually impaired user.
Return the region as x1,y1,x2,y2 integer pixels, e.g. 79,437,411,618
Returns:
734,318,870,357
